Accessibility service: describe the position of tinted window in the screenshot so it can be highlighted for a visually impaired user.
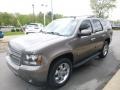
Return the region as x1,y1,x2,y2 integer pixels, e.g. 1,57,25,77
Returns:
92,19,103,32
80,20,92,31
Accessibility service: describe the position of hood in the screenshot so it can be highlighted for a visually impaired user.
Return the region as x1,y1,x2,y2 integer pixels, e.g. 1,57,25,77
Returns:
9,33,67,52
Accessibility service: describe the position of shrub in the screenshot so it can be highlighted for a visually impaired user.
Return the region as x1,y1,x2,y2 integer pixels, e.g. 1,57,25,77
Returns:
11,29,15,32
16,29,20,32
19,29,23,32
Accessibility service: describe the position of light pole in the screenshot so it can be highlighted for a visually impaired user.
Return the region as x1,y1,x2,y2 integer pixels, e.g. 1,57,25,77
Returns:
51,0,53,21
41,4,47,26
32,4,35,23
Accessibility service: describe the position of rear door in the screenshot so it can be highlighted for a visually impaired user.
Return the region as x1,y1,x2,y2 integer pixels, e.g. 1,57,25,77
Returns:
91,19,105,53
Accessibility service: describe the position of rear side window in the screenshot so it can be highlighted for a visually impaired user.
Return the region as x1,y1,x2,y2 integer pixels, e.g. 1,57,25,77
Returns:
101,20,112,30
92,19,103,32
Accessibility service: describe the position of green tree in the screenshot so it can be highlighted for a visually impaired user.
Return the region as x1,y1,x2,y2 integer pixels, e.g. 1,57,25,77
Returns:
0,12,63,26
16,14,34,25
90,0,116,18
36,12,44,24
0,12,14,26
54,14,63,20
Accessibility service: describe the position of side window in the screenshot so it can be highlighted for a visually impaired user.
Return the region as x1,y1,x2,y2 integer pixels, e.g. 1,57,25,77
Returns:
92,19,103,32
80,20,92,31
101,19,112,30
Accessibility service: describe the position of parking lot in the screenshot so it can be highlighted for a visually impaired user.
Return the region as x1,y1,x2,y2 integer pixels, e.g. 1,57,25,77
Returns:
0,31,120,90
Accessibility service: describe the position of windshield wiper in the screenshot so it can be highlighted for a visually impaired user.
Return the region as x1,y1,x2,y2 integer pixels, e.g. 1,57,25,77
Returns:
46,32,63,36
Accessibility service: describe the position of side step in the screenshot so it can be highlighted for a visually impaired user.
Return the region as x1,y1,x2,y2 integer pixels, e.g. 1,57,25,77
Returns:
73,52,100,68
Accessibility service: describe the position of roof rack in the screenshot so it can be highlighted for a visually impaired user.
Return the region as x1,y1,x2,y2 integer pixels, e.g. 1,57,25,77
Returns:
87,15,97,18
64,15,97,19
64,16,77,19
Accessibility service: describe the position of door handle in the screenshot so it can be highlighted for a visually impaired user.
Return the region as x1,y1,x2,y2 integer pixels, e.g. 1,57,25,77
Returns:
91,38,96,41
102,34,106,37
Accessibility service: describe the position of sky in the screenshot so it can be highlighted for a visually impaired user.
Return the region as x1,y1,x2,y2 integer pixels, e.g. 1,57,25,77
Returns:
0,0,120,20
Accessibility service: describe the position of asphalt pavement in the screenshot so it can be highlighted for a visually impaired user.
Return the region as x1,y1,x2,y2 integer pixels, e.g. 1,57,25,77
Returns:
0,31,120,90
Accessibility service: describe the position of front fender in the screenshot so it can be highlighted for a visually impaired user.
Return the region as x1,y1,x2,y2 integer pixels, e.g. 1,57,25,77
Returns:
42,43,73,64
50,50,73,62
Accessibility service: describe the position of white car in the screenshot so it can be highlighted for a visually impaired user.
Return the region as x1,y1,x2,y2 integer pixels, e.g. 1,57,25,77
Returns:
25,23,43,34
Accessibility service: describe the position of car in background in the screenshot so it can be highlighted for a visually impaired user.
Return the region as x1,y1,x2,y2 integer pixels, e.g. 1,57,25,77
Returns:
0,31,4,39
24,23,43,34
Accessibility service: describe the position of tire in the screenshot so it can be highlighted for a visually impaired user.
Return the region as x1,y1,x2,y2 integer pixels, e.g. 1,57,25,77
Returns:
99,41,109,58
48,58,72,88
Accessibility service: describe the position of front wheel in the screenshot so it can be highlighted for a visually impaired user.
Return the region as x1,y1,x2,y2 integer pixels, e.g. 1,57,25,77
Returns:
48,58,72,88
99,41,109,58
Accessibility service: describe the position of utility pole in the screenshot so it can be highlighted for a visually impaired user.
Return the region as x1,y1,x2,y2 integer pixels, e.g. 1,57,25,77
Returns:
41,4,47,26
14,14,24,32
51,0,53,21
32,4,35,23
44,11,46,26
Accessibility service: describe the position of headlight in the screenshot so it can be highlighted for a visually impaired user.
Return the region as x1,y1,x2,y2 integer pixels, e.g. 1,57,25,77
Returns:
23,54,43,66
26,55,38,61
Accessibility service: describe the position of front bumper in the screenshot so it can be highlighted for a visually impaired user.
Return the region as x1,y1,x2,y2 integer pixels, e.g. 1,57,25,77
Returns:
6,56,48,85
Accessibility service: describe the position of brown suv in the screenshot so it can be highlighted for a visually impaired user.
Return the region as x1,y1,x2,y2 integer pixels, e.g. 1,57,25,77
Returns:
6,17,113,88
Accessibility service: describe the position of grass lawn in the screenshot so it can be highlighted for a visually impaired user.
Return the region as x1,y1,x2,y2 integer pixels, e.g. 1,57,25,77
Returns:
4,31,24,36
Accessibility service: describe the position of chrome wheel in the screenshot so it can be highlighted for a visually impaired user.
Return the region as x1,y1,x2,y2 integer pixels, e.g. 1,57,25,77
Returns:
54,63,70,84
103,44,109,56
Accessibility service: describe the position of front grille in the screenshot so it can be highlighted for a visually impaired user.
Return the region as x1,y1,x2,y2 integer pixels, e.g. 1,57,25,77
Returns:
8,46,22,65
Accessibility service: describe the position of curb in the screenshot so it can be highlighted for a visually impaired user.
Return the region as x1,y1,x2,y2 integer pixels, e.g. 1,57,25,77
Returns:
103,69,120,90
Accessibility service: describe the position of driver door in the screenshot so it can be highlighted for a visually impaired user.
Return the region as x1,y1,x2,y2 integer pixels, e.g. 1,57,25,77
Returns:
72,20,95,63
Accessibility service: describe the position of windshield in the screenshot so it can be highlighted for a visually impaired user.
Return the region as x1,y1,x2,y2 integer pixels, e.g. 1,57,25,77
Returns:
43,19,78,36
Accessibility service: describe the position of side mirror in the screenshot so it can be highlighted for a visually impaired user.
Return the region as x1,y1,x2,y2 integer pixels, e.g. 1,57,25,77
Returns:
79,23,90,31
77,29,91,37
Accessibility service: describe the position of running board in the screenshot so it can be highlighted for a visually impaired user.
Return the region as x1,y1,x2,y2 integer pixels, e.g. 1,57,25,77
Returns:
73,52,100,68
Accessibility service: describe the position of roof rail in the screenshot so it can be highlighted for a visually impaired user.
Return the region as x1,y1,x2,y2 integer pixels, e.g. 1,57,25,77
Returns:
64,15,97,19
87,15,97,18
64,16,77,19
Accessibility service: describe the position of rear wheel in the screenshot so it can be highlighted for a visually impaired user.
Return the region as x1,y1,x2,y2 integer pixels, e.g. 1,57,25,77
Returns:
99,41,109,58
48,58,72,88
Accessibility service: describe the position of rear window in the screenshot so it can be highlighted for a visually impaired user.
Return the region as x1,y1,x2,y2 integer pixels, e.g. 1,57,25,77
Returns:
27,24,38,27
26,24,39,29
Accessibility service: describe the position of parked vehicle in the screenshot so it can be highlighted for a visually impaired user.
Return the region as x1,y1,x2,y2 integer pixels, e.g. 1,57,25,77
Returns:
24,23,43,34
6,17,113,88
0,31,4,38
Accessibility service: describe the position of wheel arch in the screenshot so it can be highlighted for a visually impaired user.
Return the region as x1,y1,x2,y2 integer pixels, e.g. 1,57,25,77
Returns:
105,38,110,45
47,52,74,80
